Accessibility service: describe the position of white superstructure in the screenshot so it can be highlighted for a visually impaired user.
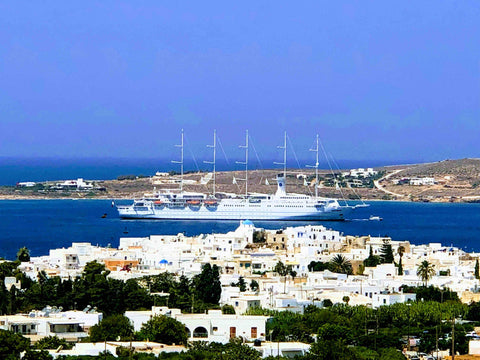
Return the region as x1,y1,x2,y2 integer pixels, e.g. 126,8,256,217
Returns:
117,175,355,220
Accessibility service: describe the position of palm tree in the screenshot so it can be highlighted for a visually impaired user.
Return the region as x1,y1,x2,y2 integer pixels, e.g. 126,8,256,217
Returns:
416,260,436,286
329,254,353,275
274,261,292,293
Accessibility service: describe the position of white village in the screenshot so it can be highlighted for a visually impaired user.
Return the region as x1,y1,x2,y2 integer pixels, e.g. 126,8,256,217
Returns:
3,220,480,359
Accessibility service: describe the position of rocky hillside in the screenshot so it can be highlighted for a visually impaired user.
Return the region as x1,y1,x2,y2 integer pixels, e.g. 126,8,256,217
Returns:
399,158,480,183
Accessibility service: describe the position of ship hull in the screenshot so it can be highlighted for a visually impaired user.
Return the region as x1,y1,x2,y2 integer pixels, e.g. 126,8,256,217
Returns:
117,203,354,221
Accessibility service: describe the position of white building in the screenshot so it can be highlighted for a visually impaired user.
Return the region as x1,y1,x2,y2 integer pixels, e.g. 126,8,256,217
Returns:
344,168,378,178
48,342,186,359
0,307,102,342
125,307,268,344
409,177,435,186
247,342,311,358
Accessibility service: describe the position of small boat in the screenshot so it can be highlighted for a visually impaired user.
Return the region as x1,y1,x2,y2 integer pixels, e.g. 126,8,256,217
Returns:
101,213,107,218
154,200,163,205
369,215,383,221
186,200,201,205
204,200,218,206
123,227,129,234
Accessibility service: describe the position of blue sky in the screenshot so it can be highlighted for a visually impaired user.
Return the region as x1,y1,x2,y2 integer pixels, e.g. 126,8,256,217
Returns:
0,1,479,164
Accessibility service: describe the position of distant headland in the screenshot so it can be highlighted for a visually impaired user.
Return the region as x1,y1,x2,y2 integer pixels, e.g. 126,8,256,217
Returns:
1,158,480,203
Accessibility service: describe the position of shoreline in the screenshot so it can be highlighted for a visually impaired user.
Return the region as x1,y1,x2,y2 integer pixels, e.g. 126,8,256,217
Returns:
1,196,479,205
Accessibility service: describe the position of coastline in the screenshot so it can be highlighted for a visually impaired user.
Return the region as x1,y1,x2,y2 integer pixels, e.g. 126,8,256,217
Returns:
3,158,480,203
1,195,478,204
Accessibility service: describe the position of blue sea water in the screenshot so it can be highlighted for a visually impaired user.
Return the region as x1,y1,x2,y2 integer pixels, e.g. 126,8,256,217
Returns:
0,157,407,186
1,200,480,260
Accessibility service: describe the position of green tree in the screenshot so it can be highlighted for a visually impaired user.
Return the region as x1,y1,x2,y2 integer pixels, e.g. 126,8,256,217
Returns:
0,330,30,359
307,339,358,360
223,338,262,360
252,230,266,243
250,279,259,292
171,275,192,312
193,263,222,306
123,279,152,311
417,260,436,286
22,350,53,360
322,299,333,307
0,260,20,281
364,246,381,268
308,261,330,272
83,260,110,282
467,301,480,321
379,240,394,264
235,276,247,292
7,285,18,314
137,315,188,345
378,347,407,360
150,272,176,293
475,259,479,280
290,269,297,281
89,314,134,342
318,323,351,342
397,246,405,276
274,261,288,277
222,304,236,314
16,247,30,262
329,254,353,275
34,335,72,350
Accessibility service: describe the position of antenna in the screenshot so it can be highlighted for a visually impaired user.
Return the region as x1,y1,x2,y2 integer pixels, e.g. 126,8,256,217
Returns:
236,130,249,197
204,130,216,196
274,131,287,180
307,134,319,198
172,129,184,192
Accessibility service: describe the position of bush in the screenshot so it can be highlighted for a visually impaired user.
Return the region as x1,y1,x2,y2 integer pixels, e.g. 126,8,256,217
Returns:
117,175,136,181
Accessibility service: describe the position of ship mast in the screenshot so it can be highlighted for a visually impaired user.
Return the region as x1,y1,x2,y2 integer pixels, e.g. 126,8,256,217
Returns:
204,130,216,196
307,134,319,198
274,131,287,186
236,130,249,197
172,129,184,192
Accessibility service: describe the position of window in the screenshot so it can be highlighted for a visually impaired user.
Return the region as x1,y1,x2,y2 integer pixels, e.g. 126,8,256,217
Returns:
251,327,257,338
230,327,236,338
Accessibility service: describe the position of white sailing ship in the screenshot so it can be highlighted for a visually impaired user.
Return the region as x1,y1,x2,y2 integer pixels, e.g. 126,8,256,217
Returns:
117,131,361,221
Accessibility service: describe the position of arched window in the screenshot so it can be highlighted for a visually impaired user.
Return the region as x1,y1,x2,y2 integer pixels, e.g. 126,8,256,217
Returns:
193,326,208,338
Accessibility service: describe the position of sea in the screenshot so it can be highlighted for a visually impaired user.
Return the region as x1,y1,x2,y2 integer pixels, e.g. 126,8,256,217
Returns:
1,199,480,261
1,157,478,261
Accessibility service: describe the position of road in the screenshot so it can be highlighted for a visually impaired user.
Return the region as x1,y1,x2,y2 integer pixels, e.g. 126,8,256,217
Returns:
373,169,406,198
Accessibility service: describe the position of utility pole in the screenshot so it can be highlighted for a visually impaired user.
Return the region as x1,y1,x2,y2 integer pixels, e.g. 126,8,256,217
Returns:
407,303,412,352
452,314,455,360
